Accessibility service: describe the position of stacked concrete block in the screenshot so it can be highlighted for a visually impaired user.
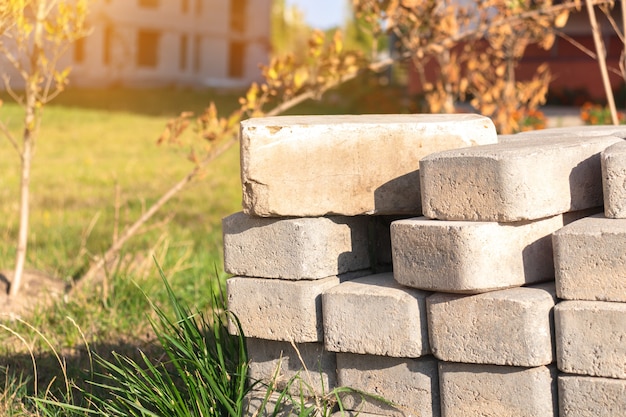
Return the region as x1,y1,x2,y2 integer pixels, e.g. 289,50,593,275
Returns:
439,363,557,417
224,114,626,416
322,273,431,358
336,353,440,417
550,139,626,417
558,375,626,417
392,215,564,293
240,114,497,217
419,135,622,222
602,140,626,218
226,114,498,411
390,133,622,416
427,283,556,367
553,214,626,302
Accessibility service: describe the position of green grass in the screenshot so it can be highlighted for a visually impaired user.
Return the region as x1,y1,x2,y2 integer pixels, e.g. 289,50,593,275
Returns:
0,80,412,415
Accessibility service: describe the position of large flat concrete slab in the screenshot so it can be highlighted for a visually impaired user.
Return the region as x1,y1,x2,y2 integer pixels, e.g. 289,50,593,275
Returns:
555,300,626,379
553,214,626,302
322,272,431,358
420,135,622,221
427,283,556,367
223,212,370,279
240,114,497,217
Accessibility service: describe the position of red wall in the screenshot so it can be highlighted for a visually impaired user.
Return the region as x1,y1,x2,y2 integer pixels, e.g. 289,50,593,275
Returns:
407,35,624,104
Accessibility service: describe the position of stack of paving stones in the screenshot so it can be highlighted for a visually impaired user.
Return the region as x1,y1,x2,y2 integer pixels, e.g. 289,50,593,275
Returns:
222,115,626,417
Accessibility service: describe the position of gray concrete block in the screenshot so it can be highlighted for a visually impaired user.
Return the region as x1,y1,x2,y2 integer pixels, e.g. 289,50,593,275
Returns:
246,337,337,396
439,362,557,417
516,125,626,138
240,114,497,217
322,273,431,358
553,214,626,302
555,300,626,379
391,215,564,293
427,283,556,367
602,140,626,218
223,212,370,279
420,135,622,221
336,353,440,417
227,272,368,342
558,374,626,417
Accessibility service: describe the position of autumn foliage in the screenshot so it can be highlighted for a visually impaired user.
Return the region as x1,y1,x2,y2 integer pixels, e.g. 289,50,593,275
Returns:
353,0,587,133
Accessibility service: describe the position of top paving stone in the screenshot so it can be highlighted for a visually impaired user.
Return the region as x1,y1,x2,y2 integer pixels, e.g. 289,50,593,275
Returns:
240,114,497,217
420,134,623,222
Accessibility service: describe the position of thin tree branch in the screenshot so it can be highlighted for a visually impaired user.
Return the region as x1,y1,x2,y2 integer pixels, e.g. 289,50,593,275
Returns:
0,120,22,156
74,134,240,291
586,0,619,124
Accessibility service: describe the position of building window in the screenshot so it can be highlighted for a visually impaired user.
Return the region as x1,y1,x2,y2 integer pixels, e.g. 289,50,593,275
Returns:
103,25,113,65
181,0,188,13
137,30,160,68
230,0,246,33
180,34,188,71
74,37,85,63
194,0,202,15
139,0,159,7
228,41,245,78
193,35,201,73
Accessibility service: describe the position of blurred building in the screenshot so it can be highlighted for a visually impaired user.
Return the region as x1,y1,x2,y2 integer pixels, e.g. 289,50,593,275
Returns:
69,0,272,88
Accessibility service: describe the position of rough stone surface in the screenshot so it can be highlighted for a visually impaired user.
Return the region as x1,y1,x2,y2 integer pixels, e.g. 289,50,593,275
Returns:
553,214,626,302
558,375,626,417
240,114,497,217
602,140,626,218
515,125,626,138
223,212,370,279
420,135,622,221
427,283,556,367
336,353,440,417
439,362,557,417
391,214,564,293
246,338,336,396
555,300,626,379
322,273,431,358
227,272,368,342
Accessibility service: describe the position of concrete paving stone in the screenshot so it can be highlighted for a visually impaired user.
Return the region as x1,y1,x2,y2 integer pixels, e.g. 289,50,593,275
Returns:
227,271,369,342
439,362,557,417
240,114,497,217
515,125,626,138
391,214,565,293
555,300,626,379
602,140,626,218
420,135,622,221
336,353,440,417
553,213,626,302
246,337,337,396
322,272,431,357
427,283,556,367
223,212,370,279
558,374,626,417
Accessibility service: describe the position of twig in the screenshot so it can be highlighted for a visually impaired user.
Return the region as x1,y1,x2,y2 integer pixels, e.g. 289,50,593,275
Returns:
586,0,619,124
73,134,239,291
0,120,21,156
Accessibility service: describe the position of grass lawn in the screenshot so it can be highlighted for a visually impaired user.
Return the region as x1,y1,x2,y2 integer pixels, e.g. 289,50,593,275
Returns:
0,80,412,414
